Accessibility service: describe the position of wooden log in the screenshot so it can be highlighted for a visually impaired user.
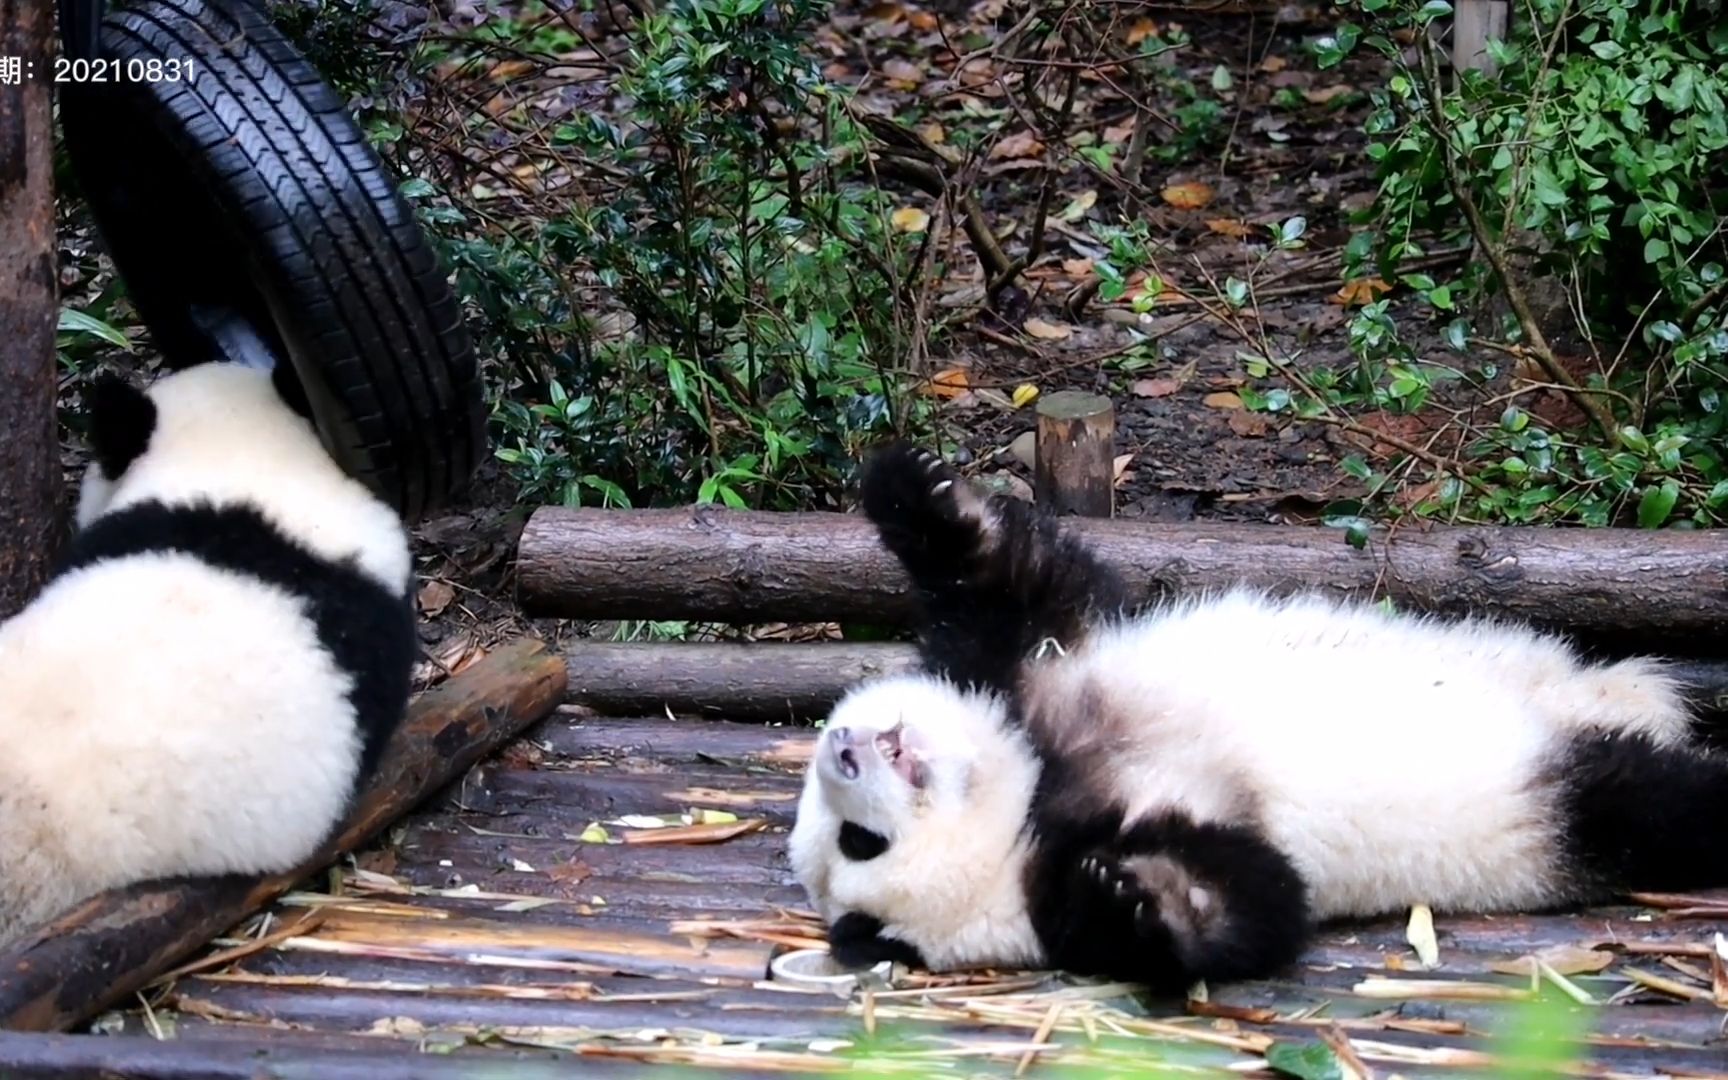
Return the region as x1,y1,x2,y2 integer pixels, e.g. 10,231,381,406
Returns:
0,0,67,619
517,506,1728,653
565,641,916,719
1034,390,1115,517
0,639,568,1033
554,640,1728,729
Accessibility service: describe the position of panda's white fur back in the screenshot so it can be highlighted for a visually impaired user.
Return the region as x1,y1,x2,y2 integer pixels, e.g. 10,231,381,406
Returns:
0,363,413,945
1018,589,1689,919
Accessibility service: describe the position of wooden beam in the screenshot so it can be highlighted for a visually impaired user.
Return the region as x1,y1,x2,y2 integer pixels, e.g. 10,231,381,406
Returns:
0,0,67,618
517,506,1728,654
560,639,1728,730
1034,390,1115,517
0,639,568,1033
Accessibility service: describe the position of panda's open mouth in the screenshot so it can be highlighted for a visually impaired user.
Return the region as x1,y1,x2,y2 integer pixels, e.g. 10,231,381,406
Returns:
875,722,924,788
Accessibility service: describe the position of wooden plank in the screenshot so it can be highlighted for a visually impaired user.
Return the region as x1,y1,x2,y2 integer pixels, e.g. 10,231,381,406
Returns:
0,640,568,1033
536,709,817,764
450,765,803,824
0,1030,734,1079
269,907,774,982
517,506,1728,653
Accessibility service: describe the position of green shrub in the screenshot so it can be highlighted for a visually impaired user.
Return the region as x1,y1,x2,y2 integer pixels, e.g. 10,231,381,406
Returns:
1284,0,1728,527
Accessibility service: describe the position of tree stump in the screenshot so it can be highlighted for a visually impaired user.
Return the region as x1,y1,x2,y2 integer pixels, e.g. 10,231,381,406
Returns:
0,0,66,618
1034,390,1115,517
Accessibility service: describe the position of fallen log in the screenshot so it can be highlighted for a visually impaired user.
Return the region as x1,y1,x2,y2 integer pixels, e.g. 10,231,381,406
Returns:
518,506,1728,653
565,640,916,720
0,638,567,1033
563,640,1728,730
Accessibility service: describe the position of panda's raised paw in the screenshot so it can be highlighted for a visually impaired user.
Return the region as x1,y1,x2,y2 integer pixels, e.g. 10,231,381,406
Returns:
861,442,988,539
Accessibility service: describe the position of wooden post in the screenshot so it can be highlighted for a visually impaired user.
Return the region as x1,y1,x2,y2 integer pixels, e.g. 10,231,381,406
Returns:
1034,390,1115,517
0,0,66,618
1451,0,1509,77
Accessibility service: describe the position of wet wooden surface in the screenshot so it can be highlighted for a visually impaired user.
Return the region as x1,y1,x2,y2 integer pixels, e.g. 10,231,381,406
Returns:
7,703,1726,1077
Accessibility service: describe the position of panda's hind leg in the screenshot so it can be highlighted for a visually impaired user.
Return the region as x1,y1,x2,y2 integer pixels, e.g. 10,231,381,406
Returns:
1555,731,1728,895
861,441,1129,694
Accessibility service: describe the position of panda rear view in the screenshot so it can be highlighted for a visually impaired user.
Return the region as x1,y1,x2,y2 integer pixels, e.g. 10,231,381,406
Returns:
789,442,1728,991
0,362,416,946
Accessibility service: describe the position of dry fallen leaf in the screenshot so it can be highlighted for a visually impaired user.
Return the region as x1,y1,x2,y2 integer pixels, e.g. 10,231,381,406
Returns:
1161,181,1216,210
1305,84,1354,104
1125,17,1158,45
927,366,971,398
891,206,930,233
1061,257,1095,276
1024,317,1073,341
1331,277,1394,306
919,122,946,145
1489,946,1615,978
1011,383,1040,408
1259,55,1289,73
881,58,924,87
1133,377,1182,398
992,130,1045,160
1228,411,1269,437
1202,391,1244,410
1406,903,1441,968
1205,218,1255,238
1113,453,1135,481
908,9,937,30
417,579,456,617
1060,189,1098,222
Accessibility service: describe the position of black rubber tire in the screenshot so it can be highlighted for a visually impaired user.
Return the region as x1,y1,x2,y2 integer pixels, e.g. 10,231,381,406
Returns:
57,0,485,522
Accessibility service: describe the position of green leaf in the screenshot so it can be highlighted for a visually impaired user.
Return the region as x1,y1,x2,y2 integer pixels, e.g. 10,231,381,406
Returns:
57,307,132,350
1266,1040,1344,1080
1638,481,1679,529
1340,454,1372,481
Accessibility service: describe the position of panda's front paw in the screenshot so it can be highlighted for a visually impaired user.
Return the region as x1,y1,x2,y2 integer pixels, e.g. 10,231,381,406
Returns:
861,441,988,538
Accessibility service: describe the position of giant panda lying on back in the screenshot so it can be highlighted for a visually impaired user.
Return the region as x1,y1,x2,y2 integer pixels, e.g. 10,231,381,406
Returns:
0,361,416,945
789,442,1728,991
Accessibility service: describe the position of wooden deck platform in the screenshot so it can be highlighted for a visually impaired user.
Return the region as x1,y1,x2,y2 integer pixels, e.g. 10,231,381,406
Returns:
10,705,1728,1078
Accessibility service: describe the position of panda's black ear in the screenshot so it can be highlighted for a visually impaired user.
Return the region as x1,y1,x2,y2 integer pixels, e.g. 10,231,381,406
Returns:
86,374,157,480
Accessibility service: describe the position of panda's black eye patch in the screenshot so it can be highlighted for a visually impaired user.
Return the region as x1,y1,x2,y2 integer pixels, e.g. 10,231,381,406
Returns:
838,820,890,861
